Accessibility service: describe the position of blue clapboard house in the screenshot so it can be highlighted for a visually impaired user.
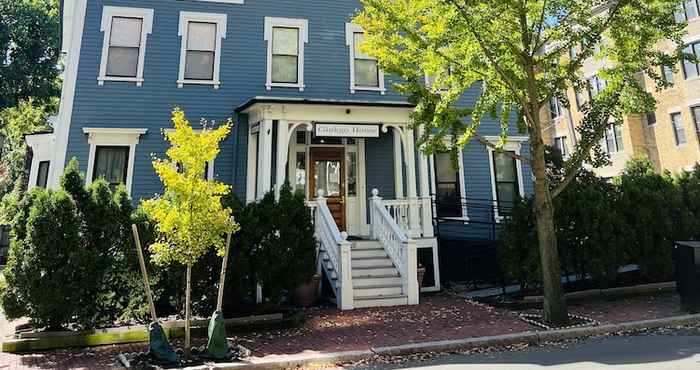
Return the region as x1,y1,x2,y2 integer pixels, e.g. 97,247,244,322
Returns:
26,0,534,309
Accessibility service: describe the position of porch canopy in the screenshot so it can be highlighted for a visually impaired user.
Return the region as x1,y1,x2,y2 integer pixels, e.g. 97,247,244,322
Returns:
236,97,434,238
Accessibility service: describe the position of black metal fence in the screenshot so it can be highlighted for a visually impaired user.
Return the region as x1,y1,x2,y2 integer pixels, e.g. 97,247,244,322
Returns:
432,196,514,293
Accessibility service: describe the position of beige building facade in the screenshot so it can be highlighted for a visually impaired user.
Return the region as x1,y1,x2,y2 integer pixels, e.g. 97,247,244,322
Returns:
541,14,700,177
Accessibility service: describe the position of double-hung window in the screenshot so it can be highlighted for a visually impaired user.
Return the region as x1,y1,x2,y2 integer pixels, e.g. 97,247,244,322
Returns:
346,23,385,94
433,152,464,218
98,7,153,86
93,146,130,188
178,12,227,89
554,136,568,157
549,98,563,120
601,124,624,153
662,65,675,83
671,112,688,145
682,41,700,80
587,75,606,99
84,128,147,194
491,151,521,217
692,106,700,137
265,17,308,91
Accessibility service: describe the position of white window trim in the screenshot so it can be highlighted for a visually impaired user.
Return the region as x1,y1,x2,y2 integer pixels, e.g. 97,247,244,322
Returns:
486,137,526,223
98,6,154,87
346,23,386,95
83,127,147,195
428,136,468,221
265,17,308,91
177,11,227,89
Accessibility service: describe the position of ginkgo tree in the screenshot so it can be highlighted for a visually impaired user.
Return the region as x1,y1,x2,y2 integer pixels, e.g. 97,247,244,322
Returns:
355,0,687,325
142,108,239,358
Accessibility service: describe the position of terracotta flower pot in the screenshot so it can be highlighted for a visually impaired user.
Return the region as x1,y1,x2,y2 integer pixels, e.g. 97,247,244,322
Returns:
417,267,427,289
294,274,321,307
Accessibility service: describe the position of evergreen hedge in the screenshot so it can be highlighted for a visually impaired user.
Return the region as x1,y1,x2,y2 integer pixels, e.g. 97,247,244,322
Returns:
0,161,317,329
502,156,700,291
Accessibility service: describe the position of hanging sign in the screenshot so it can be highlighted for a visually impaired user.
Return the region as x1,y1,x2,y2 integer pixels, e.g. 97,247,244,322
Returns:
315,124,380,138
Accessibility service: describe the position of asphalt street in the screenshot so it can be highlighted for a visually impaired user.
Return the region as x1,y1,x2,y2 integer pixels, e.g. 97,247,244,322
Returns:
348,328,700,369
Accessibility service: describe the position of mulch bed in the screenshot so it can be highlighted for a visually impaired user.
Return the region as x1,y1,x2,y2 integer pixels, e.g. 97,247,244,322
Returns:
0,293,686,369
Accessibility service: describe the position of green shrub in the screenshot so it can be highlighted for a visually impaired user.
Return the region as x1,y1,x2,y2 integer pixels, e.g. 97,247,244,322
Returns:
615,157,691,281
501,198,540,290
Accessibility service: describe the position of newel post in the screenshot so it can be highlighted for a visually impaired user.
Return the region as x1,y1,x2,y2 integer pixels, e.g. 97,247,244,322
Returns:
339,231,354,310
370,188,382,239
406,239,419,305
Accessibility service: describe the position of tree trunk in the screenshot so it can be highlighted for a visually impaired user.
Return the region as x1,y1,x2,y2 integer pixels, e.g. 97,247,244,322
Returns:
524,62,568,326
185,264,192,359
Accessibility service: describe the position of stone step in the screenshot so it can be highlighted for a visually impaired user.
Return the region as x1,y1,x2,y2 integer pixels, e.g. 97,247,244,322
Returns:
351,257,393,268
351,266,398,277
353,285,403,298
353,294,409,309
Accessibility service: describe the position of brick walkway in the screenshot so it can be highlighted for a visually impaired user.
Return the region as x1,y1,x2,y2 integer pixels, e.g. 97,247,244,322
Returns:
0,293,684,369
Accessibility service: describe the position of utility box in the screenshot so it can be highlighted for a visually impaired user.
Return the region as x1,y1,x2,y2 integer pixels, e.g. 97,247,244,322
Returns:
673,241,700,313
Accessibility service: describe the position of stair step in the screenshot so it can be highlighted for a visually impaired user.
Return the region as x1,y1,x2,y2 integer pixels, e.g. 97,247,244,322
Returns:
352,249,387,258
352,266,398,277
354,294,409,308
353,276,402,287
352,241,383,250
353,285,403,298
352,257,393,268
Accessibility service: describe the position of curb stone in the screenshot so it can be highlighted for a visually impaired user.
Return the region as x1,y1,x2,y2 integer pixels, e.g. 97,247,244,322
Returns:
208,313,700,370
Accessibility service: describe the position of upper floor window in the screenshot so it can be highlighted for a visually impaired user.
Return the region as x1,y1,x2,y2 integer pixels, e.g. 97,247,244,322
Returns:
646,112,657,127
676,1,700,23
346,23,385,94
602,124,624,153
549,98,563,120
554,136,568,157
177,12,227,89
682,41,700,80
671,112,688,145
265,17,308,91
662,65,675,83
692,106,700,134
98,6,154,86
587,75,606,99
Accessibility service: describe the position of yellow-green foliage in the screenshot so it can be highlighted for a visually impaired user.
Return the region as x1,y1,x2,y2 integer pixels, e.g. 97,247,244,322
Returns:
142,109,239,267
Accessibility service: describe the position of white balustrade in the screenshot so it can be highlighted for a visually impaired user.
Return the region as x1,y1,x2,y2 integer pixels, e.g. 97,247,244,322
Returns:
370,189,419,305
312,190,353,310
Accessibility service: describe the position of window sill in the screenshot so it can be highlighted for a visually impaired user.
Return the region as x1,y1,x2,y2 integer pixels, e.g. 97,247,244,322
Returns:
177,79,221,89
98,76,144,86
266,82,305,91
351,86,386,95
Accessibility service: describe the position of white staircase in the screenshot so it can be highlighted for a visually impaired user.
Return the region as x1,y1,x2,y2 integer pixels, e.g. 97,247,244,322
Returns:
351,240,408,308
312,189,419,310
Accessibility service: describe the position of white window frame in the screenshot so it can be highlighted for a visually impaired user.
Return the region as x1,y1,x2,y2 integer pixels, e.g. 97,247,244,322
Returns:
26,134,56,191
83,127,148,195
346,23,386,94
486,137,526,222
428,136,468,220
265,17,308,91
98,6,154,86
177,11,227,89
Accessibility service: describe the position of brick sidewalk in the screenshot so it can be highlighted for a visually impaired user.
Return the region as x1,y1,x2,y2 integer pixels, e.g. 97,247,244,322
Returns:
0,293,684,369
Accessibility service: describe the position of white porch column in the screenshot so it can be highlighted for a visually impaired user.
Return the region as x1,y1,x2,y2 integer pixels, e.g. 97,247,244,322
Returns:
417,127,435,238
246,126,258,203
256,119,274,199
403,128,421,238
393,131,404,198
275,120,289,199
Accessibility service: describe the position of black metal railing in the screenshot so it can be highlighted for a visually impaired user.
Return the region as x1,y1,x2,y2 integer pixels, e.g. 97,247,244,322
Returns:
431,195,516,293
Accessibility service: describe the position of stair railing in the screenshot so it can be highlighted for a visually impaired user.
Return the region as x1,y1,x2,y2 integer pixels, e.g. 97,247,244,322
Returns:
313,190,353,310
369,189,419,305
